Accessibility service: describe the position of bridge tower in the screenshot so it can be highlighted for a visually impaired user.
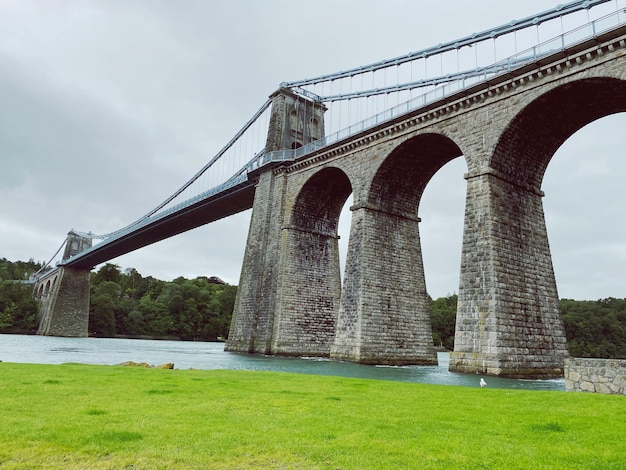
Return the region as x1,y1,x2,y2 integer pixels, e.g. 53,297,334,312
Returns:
226,88,332,355
36,231,92,337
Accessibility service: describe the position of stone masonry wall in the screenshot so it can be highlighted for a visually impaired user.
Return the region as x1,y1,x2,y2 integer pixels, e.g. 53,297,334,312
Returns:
565,358,626,394
331,204,437,365
37,267,90,337
450,170,568,378
226,170,287,353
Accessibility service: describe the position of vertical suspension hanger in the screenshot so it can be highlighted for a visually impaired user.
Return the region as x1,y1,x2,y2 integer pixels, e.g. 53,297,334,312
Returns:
535,19,540,48
439,48,443,78
395,60,400,108
338,77,343,131
474,40,478,71
327,79,333,136
384,66,388,110
409,56,414,101
348,74,353,127
360,69,365,124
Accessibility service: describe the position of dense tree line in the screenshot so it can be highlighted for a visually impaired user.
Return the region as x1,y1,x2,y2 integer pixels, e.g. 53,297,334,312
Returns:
87,263,236,341
430,294,457,351
430,294,626,359
0,259,236,341
560,297,626,359
0,258,41,333
1,257,626,358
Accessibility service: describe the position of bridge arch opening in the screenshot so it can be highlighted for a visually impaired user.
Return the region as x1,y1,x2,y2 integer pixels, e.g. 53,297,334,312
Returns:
366,133,466,303
290,166,352,236
368,133,464,217
419,156,467,298
544,112,626,299
272,166,352,357
490,77,626,301
368,131,465,332
331,132,465,365
491,77,626,191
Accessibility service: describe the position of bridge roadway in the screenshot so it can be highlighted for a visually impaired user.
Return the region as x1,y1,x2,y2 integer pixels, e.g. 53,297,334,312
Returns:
63,22,626,272
63,178,255,270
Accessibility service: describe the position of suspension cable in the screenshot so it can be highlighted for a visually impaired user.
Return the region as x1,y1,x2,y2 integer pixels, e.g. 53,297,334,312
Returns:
100,98,272,239
33,239,67,277
284,0,610,87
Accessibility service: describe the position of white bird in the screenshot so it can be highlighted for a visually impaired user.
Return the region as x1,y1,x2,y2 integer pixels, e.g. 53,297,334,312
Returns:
480,378,487,388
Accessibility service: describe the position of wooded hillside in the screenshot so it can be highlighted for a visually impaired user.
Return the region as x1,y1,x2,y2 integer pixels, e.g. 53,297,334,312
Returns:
1,258,625,358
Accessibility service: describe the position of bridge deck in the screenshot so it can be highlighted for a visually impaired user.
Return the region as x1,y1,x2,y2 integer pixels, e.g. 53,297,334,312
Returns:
65,180,255,269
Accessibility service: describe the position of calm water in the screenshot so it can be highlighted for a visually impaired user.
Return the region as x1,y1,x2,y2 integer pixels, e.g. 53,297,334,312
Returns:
0,334,565,391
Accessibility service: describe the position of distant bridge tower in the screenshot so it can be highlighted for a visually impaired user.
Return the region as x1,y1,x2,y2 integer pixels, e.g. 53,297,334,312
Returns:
35,231,92,337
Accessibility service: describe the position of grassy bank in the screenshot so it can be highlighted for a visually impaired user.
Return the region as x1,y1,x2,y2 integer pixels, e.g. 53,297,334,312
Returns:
0,362,624,469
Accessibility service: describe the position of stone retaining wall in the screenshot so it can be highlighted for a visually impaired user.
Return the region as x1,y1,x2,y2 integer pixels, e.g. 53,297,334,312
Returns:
564,357,626,394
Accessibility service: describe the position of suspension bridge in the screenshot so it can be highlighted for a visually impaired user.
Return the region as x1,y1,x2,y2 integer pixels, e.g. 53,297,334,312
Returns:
32,0,626,377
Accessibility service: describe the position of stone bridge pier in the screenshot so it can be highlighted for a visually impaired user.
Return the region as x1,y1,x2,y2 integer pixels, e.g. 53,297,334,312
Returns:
450,169,568,378
34,231,92,337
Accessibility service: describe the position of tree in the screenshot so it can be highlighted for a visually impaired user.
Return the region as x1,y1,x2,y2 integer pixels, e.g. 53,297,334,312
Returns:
560,297,626,358
89,281,120,337
0,280,38,333
92,263,122,285
430,294,457,350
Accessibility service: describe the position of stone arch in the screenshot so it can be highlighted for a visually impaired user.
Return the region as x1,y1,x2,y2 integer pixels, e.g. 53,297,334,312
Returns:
491,77,626,191
36,283,44,299
332,133,464,365
289,166,353,235
270,166,353,357
368,132,464,213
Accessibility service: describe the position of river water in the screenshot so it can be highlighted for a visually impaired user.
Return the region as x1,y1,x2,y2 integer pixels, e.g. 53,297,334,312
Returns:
0,334,565,391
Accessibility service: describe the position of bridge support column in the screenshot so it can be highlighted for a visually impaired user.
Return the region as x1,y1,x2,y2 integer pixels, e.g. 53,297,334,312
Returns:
226,170,286,354
226,169,342,357
450,170,569,378
269,226,342,356
331,203,438,365
36,231,93,337
37,266,90,337
227,86,328,355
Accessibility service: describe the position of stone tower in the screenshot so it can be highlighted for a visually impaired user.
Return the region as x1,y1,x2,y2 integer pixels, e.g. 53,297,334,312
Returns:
62,230,93,261
226,87,330,355
264,87,327,152
36,231,93,337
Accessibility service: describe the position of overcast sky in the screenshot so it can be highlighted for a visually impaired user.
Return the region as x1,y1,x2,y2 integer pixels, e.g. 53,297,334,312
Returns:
1,0,625,300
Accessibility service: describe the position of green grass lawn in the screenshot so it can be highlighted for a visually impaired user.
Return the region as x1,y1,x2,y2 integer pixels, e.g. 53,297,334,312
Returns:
0,362,624,469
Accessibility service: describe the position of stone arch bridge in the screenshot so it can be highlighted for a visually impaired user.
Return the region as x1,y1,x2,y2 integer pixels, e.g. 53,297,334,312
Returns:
226,26,626,378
